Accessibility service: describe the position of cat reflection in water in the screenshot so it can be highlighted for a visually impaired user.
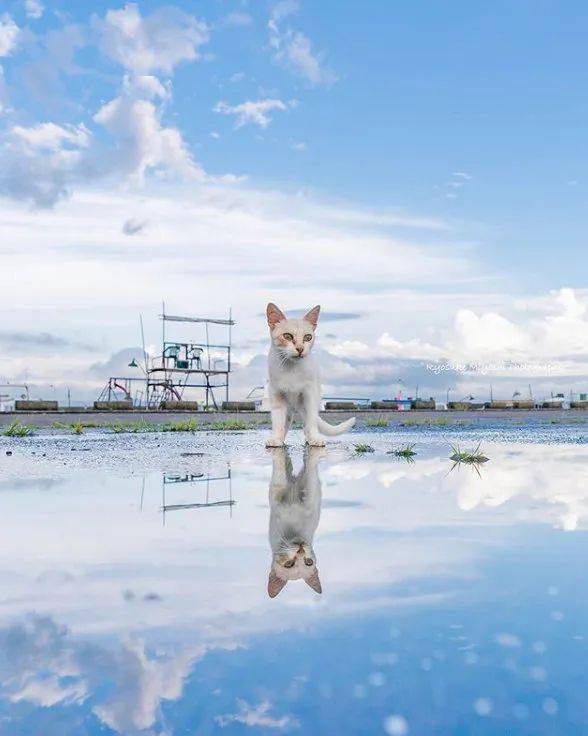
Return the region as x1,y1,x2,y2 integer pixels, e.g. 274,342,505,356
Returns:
267,446,324,598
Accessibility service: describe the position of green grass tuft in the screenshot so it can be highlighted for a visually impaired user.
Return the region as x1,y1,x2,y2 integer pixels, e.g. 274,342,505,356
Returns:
209,418,250,431
162,418,199,432
389,443,417,458
449,443,489,464
399,416,473,428
354,443,375,453
3,420,36,437
109,420,159,434
53,420,99,434
366,417,389,428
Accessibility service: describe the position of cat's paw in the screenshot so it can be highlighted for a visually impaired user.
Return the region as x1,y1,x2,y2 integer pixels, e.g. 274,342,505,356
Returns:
306,436,326,447
266,436,285,448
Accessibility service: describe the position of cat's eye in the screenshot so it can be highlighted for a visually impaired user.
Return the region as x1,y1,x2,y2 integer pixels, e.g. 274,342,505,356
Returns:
283,333,294,341
284,559,295,568
303,334,313,342
304,558,314,566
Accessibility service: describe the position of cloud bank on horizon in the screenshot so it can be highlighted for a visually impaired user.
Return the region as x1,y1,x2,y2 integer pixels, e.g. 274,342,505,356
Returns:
0,1,586,402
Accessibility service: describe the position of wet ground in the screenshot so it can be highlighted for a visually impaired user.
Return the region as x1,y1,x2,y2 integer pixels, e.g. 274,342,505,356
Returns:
2,407,588,429
0,424,587,735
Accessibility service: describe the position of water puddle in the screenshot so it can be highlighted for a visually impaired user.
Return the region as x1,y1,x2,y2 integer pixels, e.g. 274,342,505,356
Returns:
0,438,587,734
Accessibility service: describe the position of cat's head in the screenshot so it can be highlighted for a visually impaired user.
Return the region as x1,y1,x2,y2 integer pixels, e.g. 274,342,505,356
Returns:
267,541,322,598
266,303,320,360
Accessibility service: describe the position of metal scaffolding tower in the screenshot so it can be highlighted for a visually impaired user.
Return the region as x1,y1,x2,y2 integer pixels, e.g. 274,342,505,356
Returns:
97,306,235,410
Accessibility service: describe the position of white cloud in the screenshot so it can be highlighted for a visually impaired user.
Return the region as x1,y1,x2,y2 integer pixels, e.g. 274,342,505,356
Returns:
0,122,92,207
215,98,290,128
24,0,44,20
268,4,336,86
0,65,6,113
270,0,300,24
224,12,253,27
439,171,473,200
328,287,588,387
123,73,170,100
0,5,216,208
328,340,371,358
275,30,337,86
94,92,203,184
0,614,205,734
92,639,201,733
452,309,529,359
10,675,86,708
216,699,297,730
10,122,91,151
446,288,588,365
0,182,477,399
446,444,588,531
96,2,209,74
376,334,446,361
0,15,20,57
0,79,202,207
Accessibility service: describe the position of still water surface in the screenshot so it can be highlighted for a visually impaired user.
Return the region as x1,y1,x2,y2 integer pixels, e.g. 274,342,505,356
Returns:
0,434,587,735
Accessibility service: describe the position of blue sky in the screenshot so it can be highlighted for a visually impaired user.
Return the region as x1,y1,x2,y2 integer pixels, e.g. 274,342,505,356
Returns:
0,0,587,401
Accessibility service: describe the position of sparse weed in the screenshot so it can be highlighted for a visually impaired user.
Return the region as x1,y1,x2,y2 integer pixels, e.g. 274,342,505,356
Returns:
398,418,421,427
53,420,99,432
354,443,375,453
366,417,389,428
449,443,489,464
209,418,250,431
110,420,159,434
400,416,470,428
3,420,35,437
389,443,417,458
427,417,451,426
162,418,199,432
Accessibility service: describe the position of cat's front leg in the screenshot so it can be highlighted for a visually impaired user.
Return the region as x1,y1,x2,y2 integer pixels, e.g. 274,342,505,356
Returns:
266,391,288,447
302,389,326,447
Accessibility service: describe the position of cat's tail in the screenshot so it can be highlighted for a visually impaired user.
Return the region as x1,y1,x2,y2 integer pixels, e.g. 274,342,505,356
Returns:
317,416,356,436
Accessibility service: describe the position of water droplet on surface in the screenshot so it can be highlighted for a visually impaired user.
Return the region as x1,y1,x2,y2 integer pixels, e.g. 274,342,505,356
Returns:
474,698,493,716
384,714,409,736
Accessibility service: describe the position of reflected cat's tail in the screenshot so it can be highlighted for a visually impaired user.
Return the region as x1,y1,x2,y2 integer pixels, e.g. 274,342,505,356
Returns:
317,416,356,436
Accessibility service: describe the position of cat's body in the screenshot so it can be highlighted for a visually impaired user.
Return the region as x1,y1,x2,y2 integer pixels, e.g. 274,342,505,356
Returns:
265,303,355,447
267,447,323,598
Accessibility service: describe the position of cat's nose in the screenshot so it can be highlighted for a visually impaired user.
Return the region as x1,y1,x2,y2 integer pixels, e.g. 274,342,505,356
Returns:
296,346,304,356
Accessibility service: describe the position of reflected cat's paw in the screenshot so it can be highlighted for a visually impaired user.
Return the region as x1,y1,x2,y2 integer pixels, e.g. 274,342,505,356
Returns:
266,436,285,448
306,436,326,447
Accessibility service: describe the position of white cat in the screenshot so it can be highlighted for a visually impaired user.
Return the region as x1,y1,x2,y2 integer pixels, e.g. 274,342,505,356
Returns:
267,447,324,598
265,303,355,447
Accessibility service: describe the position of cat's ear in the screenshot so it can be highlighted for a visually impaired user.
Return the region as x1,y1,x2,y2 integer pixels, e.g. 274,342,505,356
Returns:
267,303,286,329
303,305,320,329
305,568,322,594
268,570,287,598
